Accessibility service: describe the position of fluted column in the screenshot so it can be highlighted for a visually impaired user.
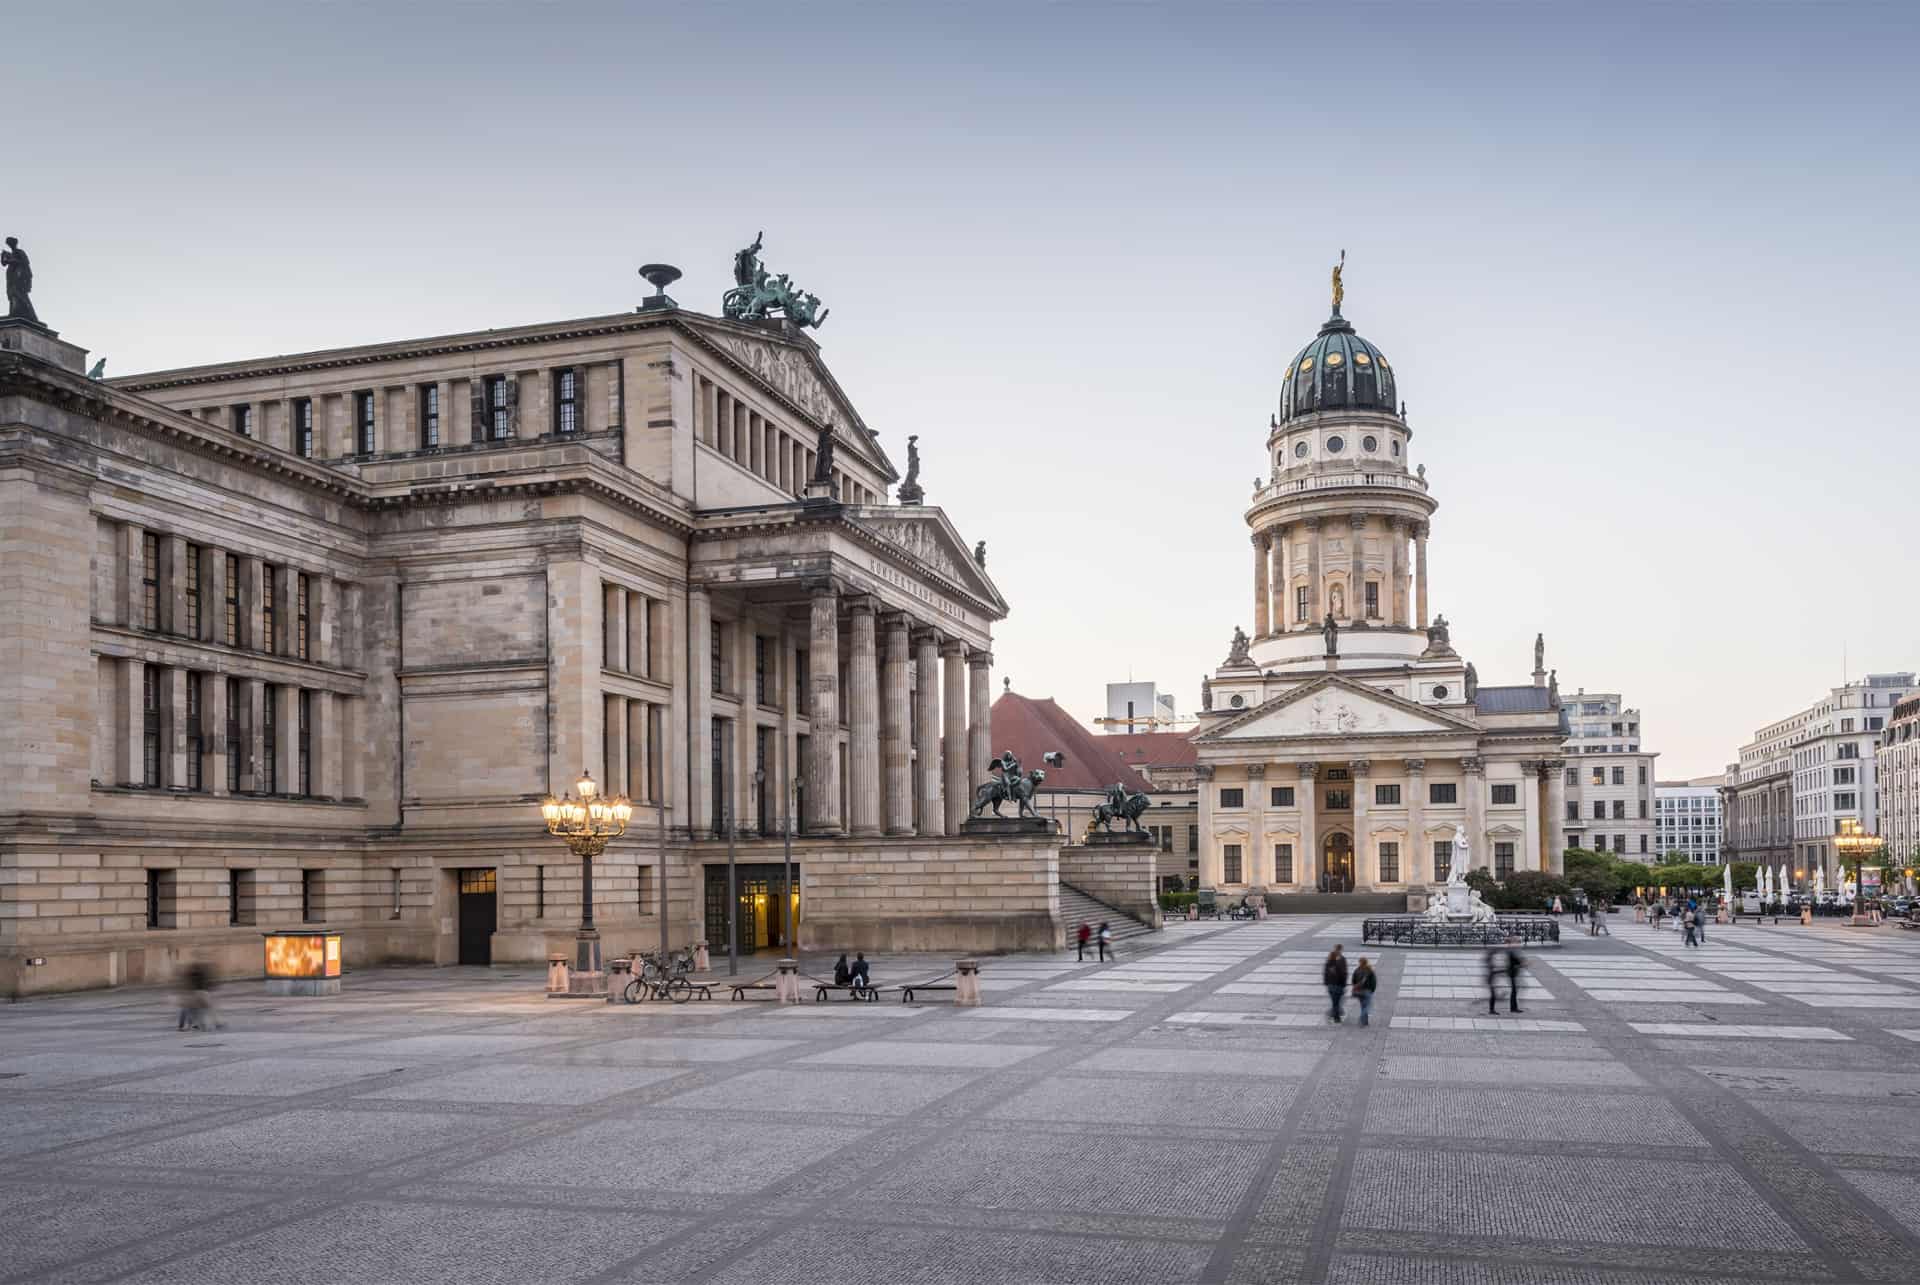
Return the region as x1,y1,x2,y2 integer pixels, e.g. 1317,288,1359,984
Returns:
848,600,881,836
882,614,913,834
602,583,626,672
1246,764,1268,888
1196,765,1218,888
1251,532,1270,637
1405,757,1427,884
1271,523,1289,630
1415,523,1430,628
942,640,968,833
1351,759,1371,888
1545,758,1567,874
806,584,842,835
1297,762,1319,890
1463,756,1487,872
1306,519,1323,620
913,628,943,834
1349,515,1366,620
968,649,993,800
689,588,713,835
1390,519,1408,626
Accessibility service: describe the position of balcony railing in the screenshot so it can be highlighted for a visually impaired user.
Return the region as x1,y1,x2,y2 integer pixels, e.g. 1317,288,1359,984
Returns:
1253,470,1431,502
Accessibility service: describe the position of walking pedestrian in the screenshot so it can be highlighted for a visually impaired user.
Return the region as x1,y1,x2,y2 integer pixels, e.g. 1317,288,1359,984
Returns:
1682,909,1699,948
1076,922,1091,962
1097,922,1112,962
1350,956,1377,1026
1550,895,1563,921
1572,898,1586,926
1324,945,1349,1024
1595,901,1612,935
1505,946,1527,1013
1485,946,1505,1015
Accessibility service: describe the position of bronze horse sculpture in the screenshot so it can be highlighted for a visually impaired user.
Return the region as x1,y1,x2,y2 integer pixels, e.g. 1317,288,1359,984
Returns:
971,767,1045,819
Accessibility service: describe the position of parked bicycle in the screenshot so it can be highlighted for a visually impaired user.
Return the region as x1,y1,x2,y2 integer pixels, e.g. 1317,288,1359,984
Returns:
623,946,697,1004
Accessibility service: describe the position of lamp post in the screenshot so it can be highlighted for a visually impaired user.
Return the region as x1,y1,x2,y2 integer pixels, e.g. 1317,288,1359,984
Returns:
1834,817,1883,927
540,769,632,993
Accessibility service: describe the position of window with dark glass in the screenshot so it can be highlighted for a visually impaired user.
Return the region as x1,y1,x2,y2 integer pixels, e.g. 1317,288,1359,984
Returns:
755,636,769,704
1593,800,1606,819
555,368,579,433
261,565,277,653
1612,800,1625,819
146,869,166,928
1379,841,1400,882
141,533,160,630
1491,783,1517,805
296,574,310,661
232,403,252,437
1219,787,1244,808
1274,843,1293,883
1295,585,1308,622
487,375,510,439
1495,841,1515,879
223,554,239,645
796,648,809,717
262,685,278,793
301,868,320,923
1611,766,1625,786
419,384,439,448
184,544,202,637
1374,783,1401,805
185,673,203,791
1565,767,1577,787
294,397,314,457
1270,785,1294,807
1433,839,1454,880
297,690,312,796
226,677,242,792
142,664,162,787
711,621,723,694
1223,844,1242,884
1325,788,1351,809
354,391,375,455
229,869,247,925
1365,581,1379,618
1324,767,1349,782
1428,782,1457,804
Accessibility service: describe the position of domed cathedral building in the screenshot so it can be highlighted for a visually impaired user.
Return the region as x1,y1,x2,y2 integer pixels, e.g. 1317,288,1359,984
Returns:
1191,267,1568,905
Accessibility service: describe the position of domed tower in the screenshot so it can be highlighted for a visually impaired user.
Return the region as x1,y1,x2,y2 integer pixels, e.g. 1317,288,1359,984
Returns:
1246,274,1437,675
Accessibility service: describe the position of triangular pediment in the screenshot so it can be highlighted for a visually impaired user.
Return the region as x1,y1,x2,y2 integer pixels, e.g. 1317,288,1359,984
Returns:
688,317,894,479
1195,675,1478,743
849,508,1006,611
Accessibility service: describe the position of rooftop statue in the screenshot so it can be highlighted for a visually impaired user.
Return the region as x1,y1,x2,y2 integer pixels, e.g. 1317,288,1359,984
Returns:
973,539,986,568
1322,610,1339,656
1426,614,1451,651
4,237,40,326
1534,632,1545,673
1330,248,1345,315
897,433,924,504
1225,626,1251,665
723,232,829,329
1464,662,1478,700
811,424,836,485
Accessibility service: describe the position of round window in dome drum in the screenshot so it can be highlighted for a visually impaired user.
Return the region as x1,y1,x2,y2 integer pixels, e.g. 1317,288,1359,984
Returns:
1230,694,1246,708
1433,685,1449,699
1294,441,1308,458
1354,352,1371,365
1299,357,1314,371
1324,352,1343,367
1363,435,1378,452
1327,436,1344,453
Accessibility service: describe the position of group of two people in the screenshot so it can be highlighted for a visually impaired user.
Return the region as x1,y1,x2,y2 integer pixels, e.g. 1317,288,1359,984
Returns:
831,952,872,990
1321,945,1377,1025
1074,921,1114,962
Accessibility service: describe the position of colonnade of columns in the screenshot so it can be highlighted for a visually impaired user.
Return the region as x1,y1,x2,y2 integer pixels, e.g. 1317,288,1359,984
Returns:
1251,516,1429,639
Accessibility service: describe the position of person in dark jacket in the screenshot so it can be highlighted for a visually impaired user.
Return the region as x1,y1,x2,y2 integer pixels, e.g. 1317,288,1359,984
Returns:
1505,946,1526,1013
1323,945,1349,1023
1485,946,1505,1015
1076,922,1091,961
1350,956,1378,1026
850,953,872,989
833,954,851,986
1097,922,1113,962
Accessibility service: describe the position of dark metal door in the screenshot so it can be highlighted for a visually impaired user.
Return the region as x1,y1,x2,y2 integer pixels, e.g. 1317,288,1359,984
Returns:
457,868,496,965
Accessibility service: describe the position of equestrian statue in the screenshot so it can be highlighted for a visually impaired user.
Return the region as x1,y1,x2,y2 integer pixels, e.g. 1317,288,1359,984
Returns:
1090,781,1151,834
970,749,1058,819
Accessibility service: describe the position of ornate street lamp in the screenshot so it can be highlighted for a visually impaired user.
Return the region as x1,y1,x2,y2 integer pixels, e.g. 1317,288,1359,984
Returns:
541,770,633,989
1833,817,1883,927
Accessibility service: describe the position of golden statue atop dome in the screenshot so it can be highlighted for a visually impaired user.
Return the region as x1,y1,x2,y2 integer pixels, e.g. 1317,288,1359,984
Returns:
1331,249,1346,314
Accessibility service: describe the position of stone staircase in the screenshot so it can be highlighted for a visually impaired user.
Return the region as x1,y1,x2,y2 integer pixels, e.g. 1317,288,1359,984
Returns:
1059,883,1158,940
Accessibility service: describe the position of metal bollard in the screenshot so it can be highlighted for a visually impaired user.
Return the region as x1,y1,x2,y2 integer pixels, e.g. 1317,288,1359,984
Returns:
694,941,711,972
955,958,981,1007
775,958,802,1004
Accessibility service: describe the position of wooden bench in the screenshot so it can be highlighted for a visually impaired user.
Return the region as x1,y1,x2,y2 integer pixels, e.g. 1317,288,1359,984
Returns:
729,982,777,1001
899,982,957,1004
814,983,880,1003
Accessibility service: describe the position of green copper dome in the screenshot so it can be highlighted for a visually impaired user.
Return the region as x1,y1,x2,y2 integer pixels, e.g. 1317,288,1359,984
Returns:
1277,311,1399,423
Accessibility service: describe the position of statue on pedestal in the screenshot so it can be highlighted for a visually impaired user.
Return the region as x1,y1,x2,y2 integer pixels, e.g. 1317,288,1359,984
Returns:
1225,626,1251,666
1090,782,1151,834
897,434,924,503
970,749,1045,819
1322,611,1339,656
811,424,835,485
4,237,39,326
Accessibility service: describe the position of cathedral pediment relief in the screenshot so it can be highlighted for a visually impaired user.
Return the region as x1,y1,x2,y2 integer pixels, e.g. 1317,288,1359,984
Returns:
1196,676,1476,743
851,511,1004,608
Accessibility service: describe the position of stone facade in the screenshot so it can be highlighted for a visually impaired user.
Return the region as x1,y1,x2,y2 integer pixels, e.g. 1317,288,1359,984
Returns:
1559,689,1659,861
0,290,1034,996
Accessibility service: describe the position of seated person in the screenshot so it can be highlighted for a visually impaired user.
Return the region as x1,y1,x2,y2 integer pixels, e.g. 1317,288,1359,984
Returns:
849,952,872,989
832,953,851,987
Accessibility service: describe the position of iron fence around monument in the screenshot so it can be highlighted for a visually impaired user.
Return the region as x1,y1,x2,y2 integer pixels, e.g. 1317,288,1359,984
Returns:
1361,917,1561,947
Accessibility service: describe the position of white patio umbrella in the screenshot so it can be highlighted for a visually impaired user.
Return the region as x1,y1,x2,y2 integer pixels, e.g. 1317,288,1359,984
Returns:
1779,864,1790,900
1815,867,1825,899
1723,864,1733,901
1761,867,1772,901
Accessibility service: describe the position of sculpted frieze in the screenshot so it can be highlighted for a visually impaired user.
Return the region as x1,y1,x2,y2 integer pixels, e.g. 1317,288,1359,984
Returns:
861,516,969,587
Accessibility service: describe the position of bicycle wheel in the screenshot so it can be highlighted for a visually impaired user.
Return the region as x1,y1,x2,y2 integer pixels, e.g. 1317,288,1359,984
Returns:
623,978,643,1005
667,977,693,1005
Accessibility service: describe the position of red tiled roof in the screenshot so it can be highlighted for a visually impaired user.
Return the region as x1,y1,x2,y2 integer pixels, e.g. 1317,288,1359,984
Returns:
988,692,1153,793
1099,730,1199,770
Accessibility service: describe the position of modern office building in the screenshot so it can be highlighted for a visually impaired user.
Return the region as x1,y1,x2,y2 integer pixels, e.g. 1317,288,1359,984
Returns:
1655,775,1725,864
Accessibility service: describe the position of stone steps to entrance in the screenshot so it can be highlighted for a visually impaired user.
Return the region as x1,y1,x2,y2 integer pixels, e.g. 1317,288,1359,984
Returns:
1059,884,1157,939
1259,891,1409,914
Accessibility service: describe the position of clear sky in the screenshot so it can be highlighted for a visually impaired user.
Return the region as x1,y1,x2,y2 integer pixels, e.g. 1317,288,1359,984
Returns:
13,1,1917,777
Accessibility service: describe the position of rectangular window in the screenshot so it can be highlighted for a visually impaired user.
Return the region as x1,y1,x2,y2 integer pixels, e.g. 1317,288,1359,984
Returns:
223,554,239,645
1324,768,1350,782
1494,841,1515,879
297,690,312,796
146,869,169,929
184,544,202,637
301,868,321,923
1374,783,1400,805
1433,839,1454,881
1614,834,1627,853
419,384,439,448
1639,835,1648,854
1834,766,1855,784
1612,800,1625,819
535,865,546,917
797,648,810,717
354,390,375,455
1296,585,1308,622
1187,825,1198,852
391,868,402,918
487,375,511,439
142,664,163,787
1842,718,1854,734
262,685,279,793
1593,800,1606,819
294,397,314,457
1835,792,1857,809
261,565,277,653
755,636,769,705
1565,767,1577,787
296,574,311,661
1592,767,1605,786
141,532,160,630
1378,841,1400,883
1428,782,1457,804
1270,785,1295,807
1491,783,1517,805
228,869,246,925
1219,787,1244,808
1223,843,1243,884
637,863,654,914
1638,799,1648,819
1325,789,1351,810
1364,581,1379,618
232,403,251,437
711,620,723,694
1612,766,1625,786
555,368,579,434
1637,764,1648,784
226,677,242,792
185,673,203,791
1566,801,1578,820
1274,843,1294,882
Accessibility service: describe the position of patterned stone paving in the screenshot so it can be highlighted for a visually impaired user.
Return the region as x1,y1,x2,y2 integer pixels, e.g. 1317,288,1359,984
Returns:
5,915,1920,1282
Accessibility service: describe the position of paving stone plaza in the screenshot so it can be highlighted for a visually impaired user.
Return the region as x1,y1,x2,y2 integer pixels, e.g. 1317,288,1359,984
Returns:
7,918,1920,1283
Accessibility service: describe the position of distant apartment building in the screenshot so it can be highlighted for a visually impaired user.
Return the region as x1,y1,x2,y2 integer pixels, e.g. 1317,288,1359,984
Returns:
1559,689,1659,861
1725,672,1914,887
1877,693,1920,875
1655,775,1724,865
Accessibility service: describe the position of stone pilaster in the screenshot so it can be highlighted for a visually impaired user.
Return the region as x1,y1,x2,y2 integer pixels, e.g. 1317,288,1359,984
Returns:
968,649,993,802
272,684,298,794
806,583,842,835
1544,758,1567,874
1297,762,1318,890
688,587,713,835
1463,755,1487,872
881,614,913,835
203,668,228,796
313,574,335,666
941,640,968,834
1245,763,1268,888
1306,519,1323,621
312,691,338,799
604,694,628,798
1405,757,1427,884
1195,764,1217,888
625,591,647,677
913,628,943,835
602,582,627,672
847,600,881,836
1251,531,1270,637
203,545,226,643
239,680,265,793
1351,758,1371,886
272,563,296,657
1272,523,1290,630
1415,523,1429,628
1349,514,1366,620
240,556,264,651
164,535,189,637
164,667,188,788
